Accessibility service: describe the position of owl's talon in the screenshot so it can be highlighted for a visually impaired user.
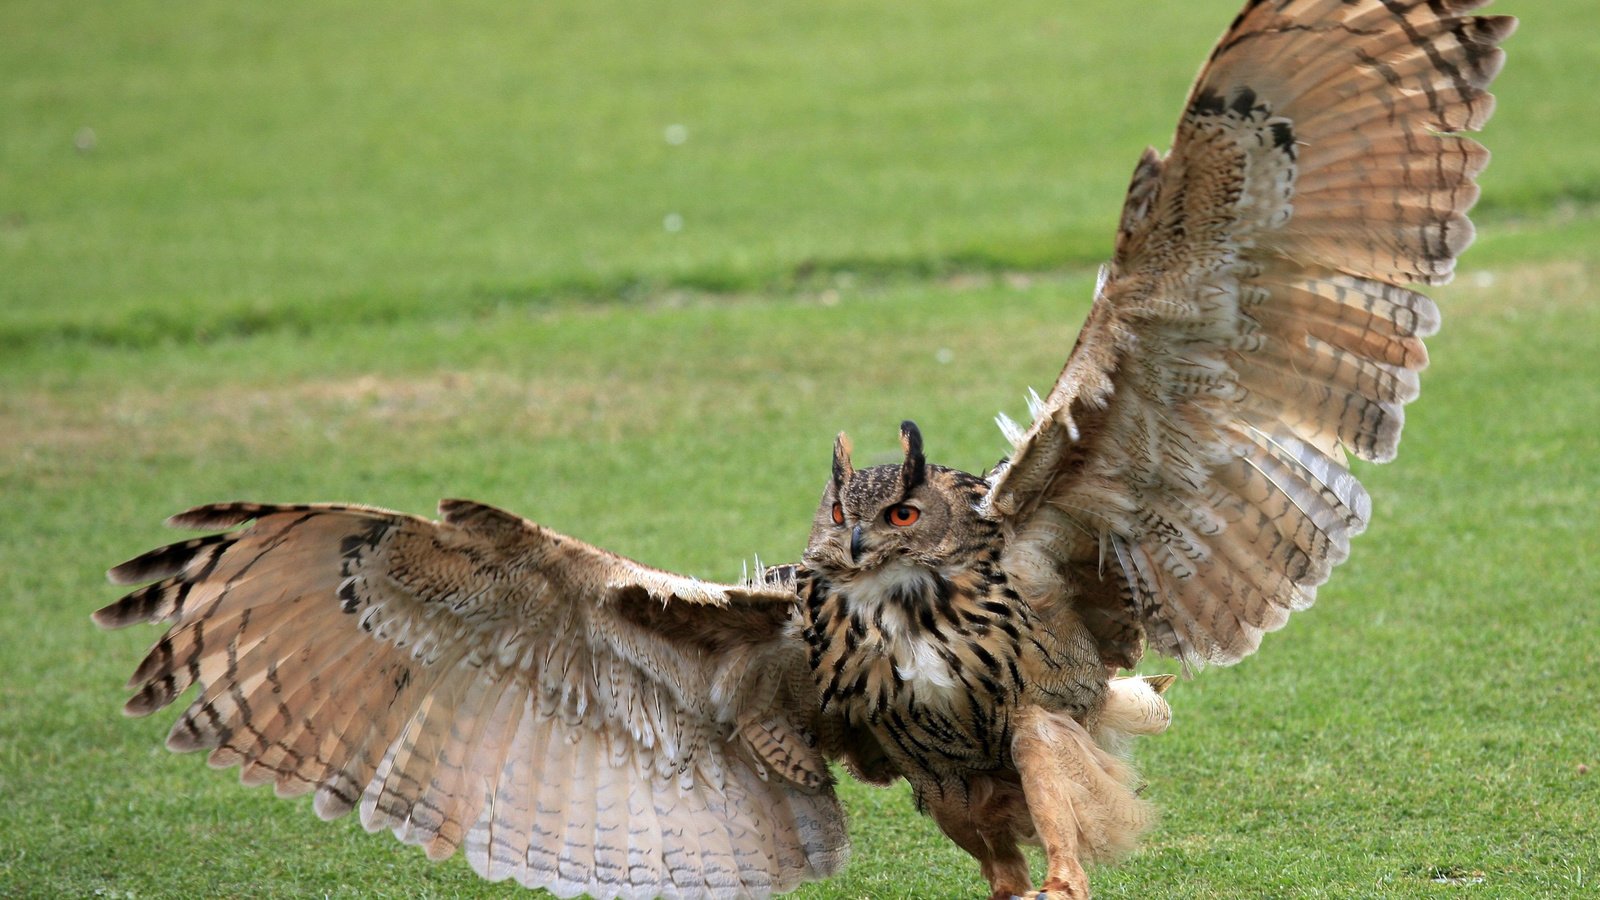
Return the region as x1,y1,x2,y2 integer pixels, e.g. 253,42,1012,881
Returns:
1017,885,1094,899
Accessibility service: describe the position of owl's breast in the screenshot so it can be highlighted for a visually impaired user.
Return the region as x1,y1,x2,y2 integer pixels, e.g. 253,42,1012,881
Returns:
800,562,1031,777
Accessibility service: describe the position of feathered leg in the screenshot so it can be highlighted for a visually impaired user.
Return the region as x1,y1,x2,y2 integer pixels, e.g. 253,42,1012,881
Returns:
1012,691,1168,900
1014,706,1091,899
923,786,1032,900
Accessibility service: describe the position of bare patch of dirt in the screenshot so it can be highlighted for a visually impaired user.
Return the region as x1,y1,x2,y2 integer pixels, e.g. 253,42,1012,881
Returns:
1441,259,1595,317
1,370,661,463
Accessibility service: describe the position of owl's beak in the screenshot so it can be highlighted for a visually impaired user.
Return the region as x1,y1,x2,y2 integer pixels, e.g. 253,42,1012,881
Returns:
850,525,865,563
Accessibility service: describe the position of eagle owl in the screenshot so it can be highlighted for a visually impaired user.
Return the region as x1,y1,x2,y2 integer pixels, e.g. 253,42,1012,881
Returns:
96,2,1513,898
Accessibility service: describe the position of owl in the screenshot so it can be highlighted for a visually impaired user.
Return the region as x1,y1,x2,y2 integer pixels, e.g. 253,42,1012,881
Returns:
95,2,1513,898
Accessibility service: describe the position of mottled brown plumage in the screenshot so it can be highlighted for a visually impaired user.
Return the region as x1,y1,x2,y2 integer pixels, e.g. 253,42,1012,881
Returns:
97,2,1512,897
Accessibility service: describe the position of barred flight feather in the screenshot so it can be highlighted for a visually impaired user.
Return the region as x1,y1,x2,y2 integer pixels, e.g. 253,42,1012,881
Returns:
98,502,847,898
986,0,1512,666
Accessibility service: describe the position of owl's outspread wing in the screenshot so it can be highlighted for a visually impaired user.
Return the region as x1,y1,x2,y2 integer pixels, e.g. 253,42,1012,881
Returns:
985,1,1514,668
96,500,846,899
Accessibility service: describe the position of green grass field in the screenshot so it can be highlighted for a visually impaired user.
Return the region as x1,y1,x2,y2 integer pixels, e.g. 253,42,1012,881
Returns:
3,0,1596,897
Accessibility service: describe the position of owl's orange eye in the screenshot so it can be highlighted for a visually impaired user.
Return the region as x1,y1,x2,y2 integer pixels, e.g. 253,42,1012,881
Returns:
886,505,919,527
831,502,845,525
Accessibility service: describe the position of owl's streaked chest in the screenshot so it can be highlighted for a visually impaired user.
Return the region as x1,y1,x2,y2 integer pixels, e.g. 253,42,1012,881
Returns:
799,561,1030,777
829,564,965,698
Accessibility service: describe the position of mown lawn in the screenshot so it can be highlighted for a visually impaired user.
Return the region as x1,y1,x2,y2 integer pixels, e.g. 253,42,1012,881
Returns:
3,1,1596,897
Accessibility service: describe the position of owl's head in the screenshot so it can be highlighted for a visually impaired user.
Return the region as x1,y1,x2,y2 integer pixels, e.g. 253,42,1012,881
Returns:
802,421,987,580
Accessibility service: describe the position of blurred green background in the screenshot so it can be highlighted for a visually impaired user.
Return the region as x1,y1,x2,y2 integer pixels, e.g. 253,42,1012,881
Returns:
6,0,1597,345
3,1,1594,897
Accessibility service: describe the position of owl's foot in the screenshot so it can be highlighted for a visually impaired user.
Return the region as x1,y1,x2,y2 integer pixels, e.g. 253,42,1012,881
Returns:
1017,880,1091,900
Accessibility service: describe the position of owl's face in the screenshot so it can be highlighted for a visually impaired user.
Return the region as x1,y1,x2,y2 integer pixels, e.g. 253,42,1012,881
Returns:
802,422,982,581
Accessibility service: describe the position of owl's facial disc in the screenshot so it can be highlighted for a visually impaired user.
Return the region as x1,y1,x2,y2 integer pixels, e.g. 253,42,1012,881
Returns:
805,420,955,577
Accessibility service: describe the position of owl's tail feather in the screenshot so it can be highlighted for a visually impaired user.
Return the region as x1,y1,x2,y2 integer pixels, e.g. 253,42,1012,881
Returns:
1101,675,1174,734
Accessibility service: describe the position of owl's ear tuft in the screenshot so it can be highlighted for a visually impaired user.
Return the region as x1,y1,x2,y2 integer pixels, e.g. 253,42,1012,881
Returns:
898,420,926,494
832,432,855,487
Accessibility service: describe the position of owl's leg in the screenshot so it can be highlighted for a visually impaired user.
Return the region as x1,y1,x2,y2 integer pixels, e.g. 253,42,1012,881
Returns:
1012,705,1094,899
922,787,1032,900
